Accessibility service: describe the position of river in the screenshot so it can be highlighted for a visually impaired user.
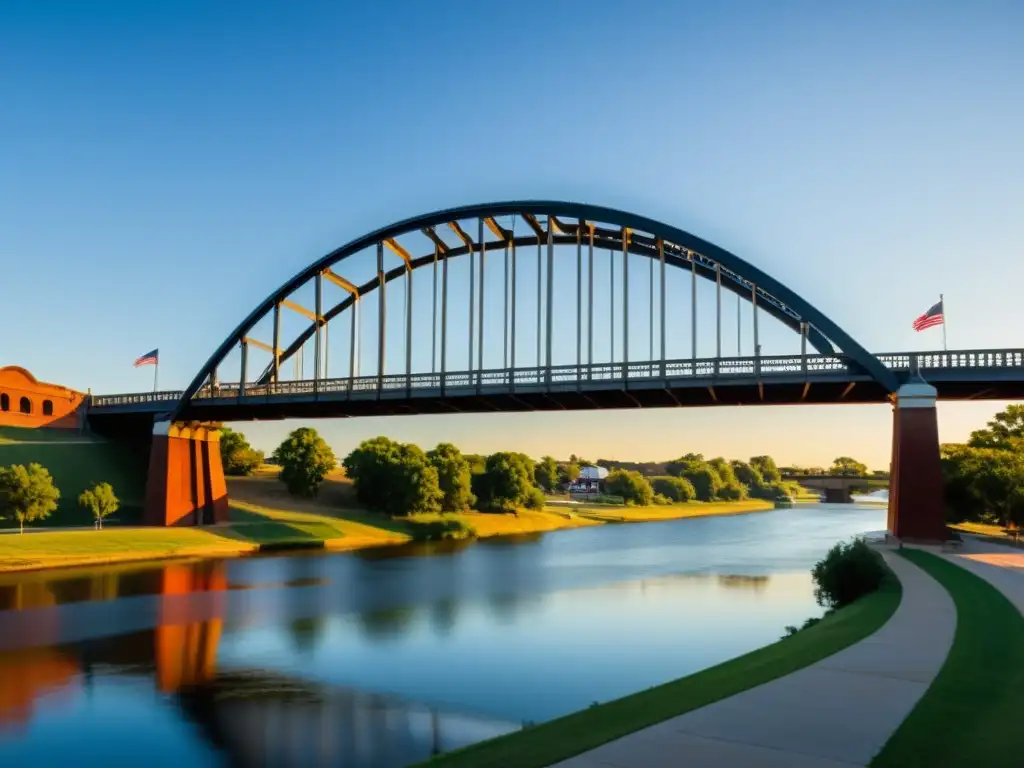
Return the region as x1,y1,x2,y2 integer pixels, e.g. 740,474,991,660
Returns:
0,503,885,767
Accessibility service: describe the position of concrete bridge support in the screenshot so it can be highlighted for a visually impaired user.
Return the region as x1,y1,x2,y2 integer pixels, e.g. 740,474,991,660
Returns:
144,421,229,527
888,381,947,542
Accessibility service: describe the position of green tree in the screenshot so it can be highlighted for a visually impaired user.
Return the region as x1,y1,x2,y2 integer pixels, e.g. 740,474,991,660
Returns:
942,443,1024,528
557,462,581,486
604,469,654,506
749,456,781,484
464,453,487,475
710,457,747,499
0,463,60,533
667,454,721,501
534,455,559,492
78,481,119,530
273,427,337,497
219,427,264,476
830,456,869,477
343,436,400,510
344,437,444,516
731,460,764,489
384,443,443,516
474,452,536,513
651,475,695,502
968,404,1024,451
426,442,476,512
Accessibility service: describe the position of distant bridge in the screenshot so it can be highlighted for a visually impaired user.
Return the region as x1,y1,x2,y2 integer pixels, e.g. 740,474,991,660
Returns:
781,474,890,504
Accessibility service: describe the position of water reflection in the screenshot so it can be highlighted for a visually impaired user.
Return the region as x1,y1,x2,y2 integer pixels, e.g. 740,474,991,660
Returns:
0,504,887,767
0,558,517,767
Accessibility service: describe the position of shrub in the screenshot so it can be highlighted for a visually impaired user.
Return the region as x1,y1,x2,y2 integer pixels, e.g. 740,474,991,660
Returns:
406,516,477,542
604,469,654,506
651,476,695,502
811,538,886,608
591,494,625,506
652,493,673,506
220,428,264,476
716,483,747,501
524,487,546,510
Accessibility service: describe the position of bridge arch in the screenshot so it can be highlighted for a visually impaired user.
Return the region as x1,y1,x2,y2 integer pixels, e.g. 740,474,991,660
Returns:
171,201,897,420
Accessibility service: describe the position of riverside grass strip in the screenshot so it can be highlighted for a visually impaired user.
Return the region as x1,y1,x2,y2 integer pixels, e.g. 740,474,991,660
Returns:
871,550,1024,767
416,573,902,768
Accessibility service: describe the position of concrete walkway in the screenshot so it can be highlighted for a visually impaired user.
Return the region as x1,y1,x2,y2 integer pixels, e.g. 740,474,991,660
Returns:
552,550,956,768
939,535,1024,615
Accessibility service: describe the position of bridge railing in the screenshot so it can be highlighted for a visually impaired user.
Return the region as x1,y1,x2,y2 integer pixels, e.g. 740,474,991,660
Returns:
88,348,1024,408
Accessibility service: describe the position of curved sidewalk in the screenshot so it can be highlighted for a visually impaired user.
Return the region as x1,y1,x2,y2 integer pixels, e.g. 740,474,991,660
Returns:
553,550,955,768
939,536,1024,615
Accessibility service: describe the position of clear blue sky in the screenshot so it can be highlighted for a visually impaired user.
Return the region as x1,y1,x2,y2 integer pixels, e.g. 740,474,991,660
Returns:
3,1,1022,469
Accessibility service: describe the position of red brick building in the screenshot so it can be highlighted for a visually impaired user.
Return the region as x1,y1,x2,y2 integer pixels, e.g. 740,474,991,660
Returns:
0,366,86,431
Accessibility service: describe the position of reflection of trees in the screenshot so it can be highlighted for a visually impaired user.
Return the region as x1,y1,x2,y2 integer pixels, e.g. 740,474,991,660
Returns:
428,599,460,637
287,616,328,654
717,574,770,591
486,591,539,624
356,605,418,640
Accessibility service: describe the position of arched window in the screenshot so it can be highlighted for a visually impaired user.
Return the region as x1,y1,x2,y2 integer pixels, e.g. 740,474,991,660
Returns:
42,400,53,416
19,397,32,414
0,393,8,412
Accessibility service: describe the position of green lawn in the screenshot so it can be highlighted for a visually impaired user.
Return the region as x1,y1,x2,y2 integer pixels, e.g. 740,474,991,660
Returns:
0,527,256,571
417,573,902,768
0,439,147,528
871,550,1024,767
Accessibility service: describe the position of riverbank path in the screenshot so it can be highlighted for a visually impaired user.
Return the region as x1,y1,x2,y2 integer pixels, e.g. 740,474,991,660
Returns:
938,535,1024,614
552,549,955,768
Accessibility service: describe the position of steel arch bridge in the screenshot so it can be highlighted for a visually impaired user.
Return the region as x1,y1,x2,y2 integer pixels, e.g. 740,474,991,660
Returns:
156,200,904,423
87,200,1023,539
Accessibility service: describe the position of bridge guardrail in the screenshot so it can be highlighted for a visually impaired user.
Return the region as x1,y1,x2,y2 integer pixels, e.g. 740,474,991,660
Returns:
88,348,1024,408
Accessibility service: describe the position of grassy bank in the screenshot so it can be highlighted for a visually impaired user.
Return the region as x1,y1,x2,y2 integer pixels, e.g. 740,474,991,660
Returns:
871,550,1024,767
0,528,257,572
0,471,780,574
416,569,902,768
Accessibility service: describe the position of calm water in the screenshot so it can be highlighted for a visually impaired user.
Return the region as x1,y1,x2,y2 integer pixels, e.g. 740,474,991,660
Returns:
0,504,885,767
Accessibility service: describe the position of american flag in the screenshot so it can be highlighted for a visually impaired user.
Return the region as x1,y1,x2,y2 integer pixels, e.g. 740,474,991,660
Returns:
134,349,159,367
912,300,944,332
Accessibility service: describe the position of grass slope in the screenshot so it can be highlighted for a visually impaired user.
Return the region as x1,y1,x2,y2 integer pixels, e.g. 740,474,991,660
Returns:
0,438,147,528
0,528,255,571
871,550,1024,767
418,573,902,768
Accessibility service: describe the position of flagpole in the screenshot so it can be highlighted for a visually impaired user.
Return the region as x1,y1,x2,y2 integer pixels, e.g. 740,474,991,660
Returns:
153,360,159,393
940,293,947,352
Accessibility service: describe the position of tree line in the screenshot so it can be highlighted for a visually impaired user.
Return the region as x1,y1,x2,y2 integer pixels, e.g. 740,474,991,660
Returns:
243,426,833,514
942,404,1024,530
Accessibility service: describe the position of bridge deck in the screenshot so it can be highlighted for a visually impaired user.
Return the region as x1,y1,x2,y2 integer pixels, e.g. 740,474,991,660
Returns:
86,350,1024,432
